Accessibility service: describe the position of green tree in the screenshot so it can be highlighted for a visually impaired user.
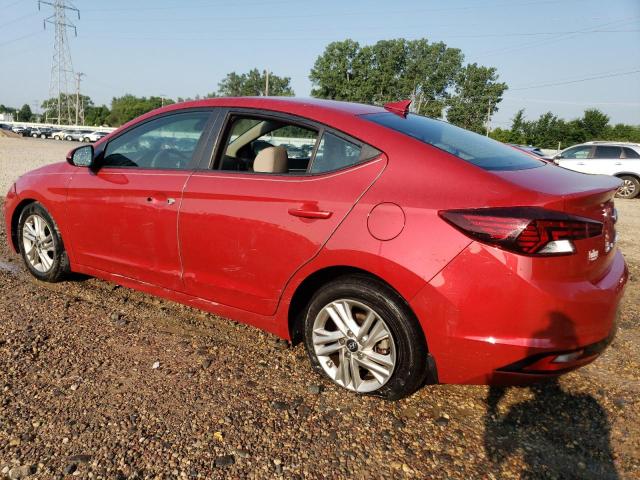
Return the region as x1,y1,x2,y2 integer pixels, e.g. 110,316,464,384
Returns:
580,108,609,139
509,109,527,144
309,39,362,100
446,64,508,133
107,95,174,126
41,94,92,124
217,69,294,97
18,104,33,122
85,105,111,126
310,38,464,117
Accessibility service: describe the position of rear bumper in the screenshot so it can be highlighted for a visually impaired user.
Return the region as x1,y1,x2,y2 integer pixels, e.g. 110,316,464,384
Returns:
410,244,628,385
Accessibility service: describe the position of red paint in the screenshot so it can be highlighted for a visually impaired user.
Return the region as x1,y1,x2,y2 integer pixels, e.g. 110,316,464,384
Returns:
367,202,405,241
3,97,628,386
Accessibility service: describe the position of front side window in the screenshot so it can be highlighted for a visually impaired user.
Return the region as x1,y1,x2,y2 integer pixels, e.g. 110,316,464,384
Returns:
562,146,592,159
594,146,622,159
102,111,210,169
364,112,543,171
310,132,362,174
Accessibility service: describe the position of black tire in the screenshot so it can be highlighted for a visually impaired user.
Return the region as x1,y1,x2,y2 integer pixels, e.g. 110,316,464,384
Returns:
31,133,37,138
64,136,72,141
303,274,428,400
17,202,70,282
616,175,640,199
40,134,46,139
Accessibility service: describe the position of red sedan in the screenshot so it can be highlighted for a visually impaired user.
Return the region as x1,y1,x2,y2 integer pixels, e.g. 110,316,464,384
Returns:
3,97,627,399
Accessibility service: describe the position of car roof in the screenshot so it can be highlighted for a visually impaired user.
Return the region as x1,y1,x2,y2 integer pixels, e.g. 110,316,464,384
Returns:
113,97,388,135
578,141,640,148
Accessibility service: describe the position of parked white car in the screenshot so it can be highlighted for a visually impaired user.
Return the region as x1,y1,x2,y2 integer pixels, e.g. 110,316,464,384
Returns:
80,131,109,143
553,142,640,199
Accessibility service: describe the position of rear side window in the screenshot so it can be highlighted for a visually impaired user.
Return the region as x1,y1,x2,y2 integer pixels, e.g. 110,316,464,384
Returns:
623,147,640,159
364,112,543,171
311,132,362,174
594,146,622,159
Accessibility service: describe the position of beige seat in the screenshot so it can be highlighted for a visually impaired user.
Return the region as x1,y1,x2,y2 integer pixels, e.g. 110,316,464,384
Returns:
253,146,288,174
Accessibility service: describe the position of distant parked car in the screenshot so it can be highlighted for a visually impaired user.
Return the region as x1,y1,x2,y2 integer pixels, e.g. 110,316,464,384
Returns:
63,130,93,141
80,131,109,143
0,123,12,131
30,127,53,139
508,144,546,157
52,130,67,140
553,141,640,199
11,126,28,136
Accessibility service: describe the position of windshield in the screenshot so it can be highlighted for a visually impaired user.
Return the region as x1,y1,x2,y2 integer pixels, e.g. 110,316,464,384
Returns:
363,112,543,171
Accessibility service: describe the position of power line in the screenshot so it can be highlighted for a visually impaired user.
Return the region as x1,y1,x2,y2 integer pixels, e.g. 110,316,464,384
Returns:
0,12,38,29
477,16,639,57
510,69,640,91
0,30,42,47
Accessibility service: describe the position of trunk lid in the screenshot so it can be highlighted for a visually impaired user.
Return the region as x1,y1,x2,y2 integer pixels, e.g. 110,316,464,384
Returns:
494,164,621,283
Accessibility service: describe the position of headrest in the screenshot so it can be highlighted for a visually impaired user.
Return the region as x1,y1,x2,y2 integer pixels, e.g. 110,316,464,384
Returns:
253,146,288,173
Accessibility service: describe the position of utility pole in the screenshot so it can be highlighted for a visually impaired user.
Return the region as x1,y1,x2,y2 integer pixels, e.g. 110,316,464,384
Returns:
75,72,85,125
39,0,80,125
264,68,269,96
485,104,492,137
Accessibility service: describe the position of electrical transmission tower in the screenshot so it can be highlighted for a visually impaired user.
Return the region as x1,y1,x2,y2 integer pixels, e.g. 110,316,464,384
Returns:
38,0,80,125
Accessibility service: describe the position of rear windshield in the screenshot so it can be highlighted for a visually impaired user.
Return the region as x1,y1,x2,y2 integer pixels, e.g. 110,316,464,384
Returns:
364,112,543,171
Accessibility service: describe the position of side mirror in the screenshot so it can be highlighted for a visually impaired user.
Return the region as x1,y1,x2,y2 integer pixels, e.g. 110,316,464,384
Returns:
67,145,94,168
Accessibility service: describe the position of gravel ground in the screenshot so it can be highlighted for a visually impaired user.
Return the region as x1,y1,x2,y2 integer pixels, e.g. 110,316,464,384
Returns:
0,136,639,479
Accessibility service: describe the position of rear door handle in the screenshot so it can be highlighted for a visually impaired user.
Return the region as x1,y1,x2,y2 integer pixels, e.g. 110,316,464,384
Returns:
614,162,622,166
577,162,585,165
288,208,333,219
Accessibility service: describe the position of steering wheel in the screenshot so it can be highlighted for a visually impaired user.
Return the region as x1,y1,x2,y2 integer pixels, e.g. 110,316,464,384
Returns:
150,148,190,169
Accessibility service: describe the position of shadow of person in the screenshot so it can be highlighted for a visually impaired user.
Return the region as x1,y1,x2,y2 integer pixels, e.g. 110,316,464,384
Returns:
484,312,618,479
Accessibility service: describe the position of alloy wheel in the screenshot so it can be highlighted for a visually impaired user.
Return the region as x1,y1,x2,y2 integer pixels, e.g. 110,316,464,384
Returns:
312,299,396,393
22,214,55,273
617,179,636,199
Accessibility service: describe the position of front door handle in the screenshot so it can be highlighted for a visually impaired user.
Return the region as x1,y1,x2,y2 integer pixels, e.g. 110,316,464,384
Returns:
288,208,333,219
577,162,585,165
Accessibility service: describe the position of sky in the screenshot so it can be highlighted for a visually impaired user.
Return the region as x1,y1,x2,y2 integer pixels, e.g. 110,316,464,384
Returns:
0,0,639,128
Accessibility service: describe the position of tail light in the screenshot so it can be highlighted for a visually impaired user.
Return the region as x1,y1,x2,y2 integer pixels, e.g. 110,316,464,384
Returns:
439,207,602,256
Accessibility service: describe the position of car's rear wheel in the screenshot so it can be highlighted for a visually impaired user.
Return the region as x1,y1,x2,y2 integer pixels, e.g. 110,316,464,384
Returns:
303,274,428,400
40,134,46,139
64,135,72,141
31,133,37,138
616,176,640,199
18,203,69,282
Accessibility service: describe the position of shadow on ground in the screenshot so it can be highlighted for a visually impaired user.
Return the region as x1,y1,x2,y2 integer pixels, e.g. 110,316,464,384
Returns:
484,312,618,479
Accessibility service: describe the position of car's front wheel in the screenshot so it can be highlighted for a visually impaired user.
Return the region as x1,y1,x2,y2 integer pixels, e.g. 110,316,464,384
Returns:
303,274,428,400
616,175,640,199
18,202,70,282
40,134,47,139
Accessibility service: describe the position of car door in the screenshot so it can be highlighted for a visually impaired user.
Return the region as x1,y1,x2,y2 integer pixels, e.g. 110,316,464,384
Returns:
556,145,594,173
179,111,386,316
620,147,640,175
589,145,623,175
65,109,215,290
